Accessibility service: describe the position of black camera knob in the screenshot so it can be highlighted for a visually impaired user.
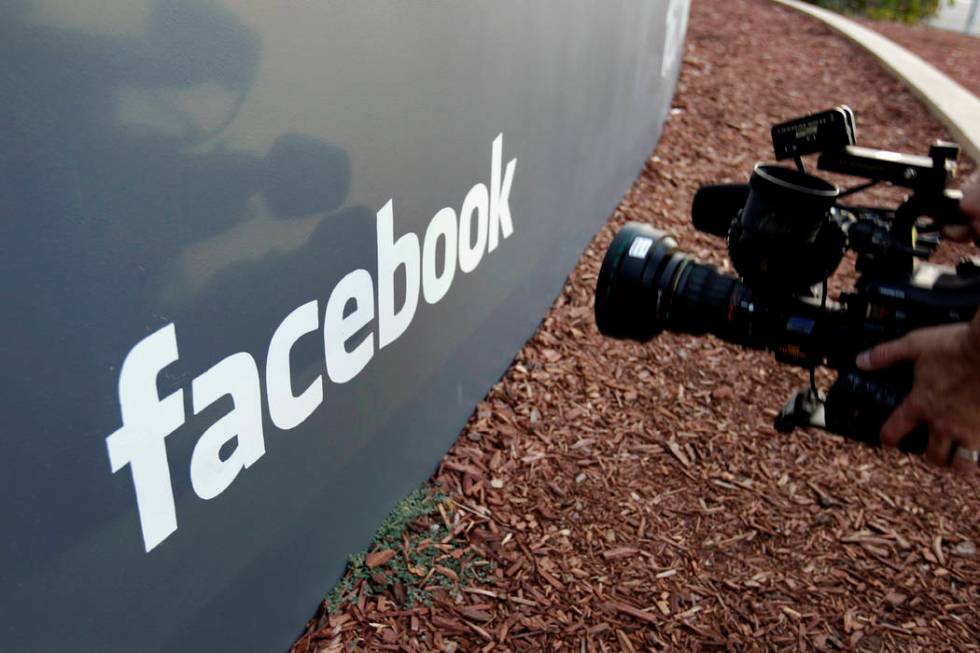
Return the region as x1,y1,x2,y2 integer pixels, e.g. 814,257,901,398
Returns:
955,257,980,278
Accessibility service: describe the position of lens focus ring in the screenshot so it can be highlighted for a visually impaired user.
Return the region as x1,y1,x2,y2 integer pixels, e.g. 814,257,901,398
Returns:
671,261,738,334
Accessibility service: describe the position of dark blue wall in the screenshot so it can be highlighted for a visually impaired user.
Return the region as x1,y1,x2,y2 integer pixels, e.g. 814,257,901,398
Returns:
0,0,689,649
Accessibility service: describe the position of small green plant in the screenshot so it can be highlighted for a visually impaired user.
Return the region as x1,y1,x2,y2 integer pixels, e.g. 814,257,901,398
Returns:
808,0,952,23
325,485,494,612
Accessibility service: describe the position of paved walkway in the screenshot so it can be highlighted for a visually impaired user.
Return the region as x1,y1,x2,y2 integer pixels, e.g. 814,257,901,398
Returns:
927,0,979,36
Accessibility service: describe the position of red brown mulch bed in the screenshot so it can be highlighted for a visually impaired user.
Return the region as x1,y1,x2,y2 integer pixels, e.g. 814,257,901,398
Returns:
855,16,980,97
292,0,979,651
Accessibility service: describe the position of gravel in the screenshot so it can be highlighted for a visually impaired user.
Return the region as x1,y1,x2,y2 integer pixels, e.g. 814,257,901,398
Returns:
292,1,979,651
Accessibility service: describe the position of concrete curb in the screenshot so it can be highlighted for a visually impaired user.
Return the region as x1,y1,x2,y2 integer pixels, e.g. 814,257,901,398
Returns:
772,0,980,164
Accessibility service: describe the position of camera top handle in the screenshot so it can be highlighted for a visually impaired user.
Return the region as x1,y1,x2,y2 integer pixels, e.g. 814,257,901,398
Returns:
817,142,965,230
768,107,965,279
771,107,963,228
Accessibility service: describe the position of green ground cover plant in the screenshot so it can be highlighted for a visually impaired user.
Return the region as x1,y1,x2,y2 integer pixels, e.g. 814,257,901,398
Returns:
808,0,951,22
325,485,494,612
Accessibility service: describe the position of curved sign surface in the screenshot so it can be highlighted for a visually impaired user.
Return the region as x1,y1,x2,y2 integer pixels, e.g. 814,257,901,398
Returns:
0,0,689,650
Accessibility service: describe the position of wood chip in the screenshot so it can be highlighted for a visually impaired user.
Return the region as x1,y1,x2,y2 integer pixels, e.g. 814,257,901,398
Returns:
601,601,659,625
666,439,691,468
365,550,396,569
615,629,636,653
884,592,907,608
601,547,640,561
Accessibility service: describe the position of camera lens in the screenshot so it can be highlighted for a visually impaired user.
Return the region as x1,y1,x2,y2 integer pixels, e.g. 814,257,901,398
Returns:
595,222,740,342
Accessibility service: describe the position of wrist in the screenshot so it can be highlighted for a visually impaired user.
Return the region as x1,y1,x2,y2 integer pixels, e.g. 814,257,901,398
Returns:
967,309,980,358
962,172,980,222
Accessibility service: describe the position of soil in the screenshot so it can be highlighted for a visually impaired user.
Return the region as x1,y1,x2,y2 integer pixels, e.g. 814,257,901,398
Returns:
856,16,980,97
292,0,979,651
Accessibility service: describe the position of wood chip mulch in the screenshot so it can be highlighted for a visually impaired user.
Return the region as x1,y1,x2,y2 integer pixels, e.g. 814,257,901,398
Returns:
292,1,979,651
855,16,980,98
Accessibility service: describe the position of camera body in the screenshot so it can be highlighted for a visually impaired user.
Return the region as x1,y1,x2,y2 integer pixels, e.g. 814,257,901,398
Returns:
595,107,980,452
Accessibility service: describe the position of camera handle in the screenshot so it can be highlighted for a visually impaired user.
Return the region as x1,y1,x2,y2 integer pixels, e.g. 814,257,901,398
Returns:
774,367,927,454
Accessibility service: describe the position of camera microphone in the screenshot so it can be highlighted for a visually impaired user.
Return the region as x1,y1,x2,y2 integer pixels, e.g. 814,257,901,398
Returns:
691,183,749,237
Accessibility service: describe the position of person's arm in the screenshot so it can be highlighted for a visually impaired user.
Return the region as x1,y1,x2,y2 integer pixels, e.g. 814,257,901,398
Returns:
858,172,980,473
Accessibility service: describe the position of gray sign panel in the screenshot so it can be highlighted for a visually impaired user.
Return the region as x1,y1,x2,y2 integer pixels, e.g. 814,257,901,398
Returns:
0,0,688,650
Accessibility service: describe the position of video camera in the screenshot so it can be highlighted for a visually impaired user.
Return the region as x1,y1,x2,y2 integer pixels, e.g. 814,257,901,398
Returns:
594,106,980,453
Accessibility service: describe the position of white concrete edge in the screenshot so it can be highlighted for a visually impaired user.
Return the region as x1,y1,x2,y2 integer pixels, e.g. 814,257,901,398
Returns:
771,0,980,165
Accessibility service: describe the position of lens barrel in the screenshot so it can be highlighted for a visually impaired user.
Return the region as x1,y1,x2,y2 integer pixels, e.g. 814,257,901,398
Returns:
595,222,740,342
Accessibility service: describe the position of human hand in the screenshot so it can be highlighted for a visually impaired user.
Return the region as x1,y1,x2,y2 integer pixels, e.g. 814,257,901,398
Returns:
856,320,980,474
942,171,980,243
